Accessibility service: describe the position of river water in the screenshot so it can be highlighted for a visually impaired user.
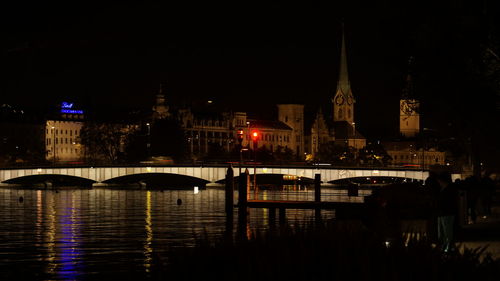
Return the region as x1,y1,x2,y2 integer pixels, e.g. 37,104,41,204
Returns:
0,186,369,280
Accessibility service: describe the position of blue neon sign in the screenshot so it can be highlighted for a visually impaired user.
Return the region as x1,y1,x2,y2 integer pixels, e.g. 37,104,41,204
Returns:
60,102,84,114
61,102,74,109
61,109,84,114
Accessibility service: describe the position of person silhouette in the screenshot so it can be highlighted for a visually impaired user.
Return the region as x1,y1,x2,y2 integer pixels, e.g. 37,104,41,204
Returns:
435,172,457,253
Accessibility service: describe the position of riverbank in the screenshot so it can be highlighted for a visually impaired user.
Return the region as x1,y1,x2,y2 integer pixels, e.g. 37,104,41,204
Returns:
456,191,500,259
158,219,500,281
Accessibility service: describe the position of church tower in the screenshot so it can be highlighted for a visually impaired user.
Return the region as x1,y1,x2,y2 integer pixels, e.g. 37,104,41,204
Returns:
332,24,355,124
152,83,170,120
277,104,304,156
399,57,420,138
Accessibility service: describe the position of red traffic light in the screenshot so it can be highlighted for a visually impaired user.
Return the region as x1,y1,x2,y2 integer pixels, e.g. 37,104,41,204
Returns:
251,131,259,141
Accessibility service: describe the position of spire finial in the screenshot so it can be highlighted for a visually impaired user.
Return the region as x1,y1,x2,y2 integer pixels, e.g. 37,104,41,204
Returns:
402,56,416,99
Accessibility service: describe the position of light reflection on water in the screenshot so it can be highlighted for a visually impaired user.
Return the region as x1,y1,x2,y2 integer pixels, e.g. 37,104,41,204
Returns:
0,185,370,280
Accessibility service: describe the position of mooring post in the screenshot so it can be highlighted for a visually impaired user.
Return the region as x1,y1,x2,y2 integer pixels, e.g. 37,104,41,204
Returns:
237,169,250,240
225,165,234,214
314,173,321,202
314,173,321,221
238,169,249,207
225,165,234,242
279,208,286,224
269,208,276,227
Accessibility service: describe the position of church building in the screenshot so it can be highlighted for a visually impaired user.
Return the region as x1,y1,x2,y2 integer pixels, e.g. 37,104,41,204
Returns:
331,24,366,150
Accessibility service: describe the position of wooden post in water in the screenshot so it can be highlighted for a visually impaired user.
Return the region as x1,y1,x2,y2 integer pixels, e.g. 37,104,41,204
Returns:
314,174,321,202
225,165,234,214
237,169,250,240
279,208,286,224
314,173,321,221
238,169,249,207
269,208,276,227
225,165,234,242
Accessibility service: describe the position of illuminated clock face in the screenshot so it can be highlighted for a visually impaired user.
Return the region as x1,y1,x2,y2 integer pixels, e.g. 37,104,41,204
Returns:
400,101,413,115
401,100,419,115
347,96,353,105
335,95,344,105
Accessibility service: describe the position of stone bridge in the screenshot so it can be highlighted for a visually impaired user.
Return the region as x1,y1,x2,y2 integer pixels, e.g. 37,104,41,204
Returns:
0,165,438,185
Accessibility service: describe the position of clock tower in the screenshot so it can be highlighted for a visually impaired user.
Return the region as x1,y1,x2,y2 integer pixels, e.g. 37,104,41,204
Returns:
400,57,420,138
152,83,170,120
332,24,355,124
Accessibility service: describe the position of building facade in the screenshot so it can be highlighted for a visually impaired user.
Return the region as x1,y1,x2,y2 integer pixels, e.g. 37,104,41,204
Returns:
45,102,85,163
45,120,83,163
173,104,303,160
383,141,446,169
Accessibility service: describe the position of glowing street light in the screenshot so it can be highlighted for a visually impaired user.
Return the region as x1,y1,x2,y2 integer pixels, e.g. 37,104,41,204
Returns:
51,125,56,165
251,130,259,190
146,123,151,158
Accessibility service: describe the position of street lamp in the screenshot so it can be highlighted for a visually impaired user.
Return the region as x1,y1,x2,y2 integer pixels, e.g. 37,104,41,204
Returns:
352,122,357,164
251,130,259,190
51,125,56,165
237,129,244,175
146,123,151,158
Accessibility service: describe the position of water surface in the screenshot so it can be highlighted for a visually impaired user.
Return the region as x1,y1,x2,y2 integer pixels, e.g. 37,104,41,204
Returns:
0,186,369,280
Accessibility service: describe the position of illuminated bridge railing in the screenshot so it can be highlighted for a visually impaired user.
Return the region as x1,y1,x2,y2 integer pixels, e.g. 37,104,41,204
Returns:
0,165,439,184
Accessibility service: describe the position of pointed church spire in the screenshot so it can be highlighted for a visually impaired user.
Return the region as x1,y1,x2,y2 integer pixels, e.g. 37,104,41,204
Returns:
402,56,416,99
336,22,351,97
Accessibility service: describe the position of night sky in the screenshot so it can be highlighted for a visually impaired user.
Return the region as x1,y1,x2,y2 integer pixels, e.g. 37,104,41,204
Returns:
2,1,500,141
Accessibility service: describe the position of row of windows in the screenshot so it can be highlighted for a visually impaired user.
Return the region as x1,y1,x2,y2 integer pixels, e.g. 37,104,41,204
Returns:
189,130,291,143
47,148,79,154
193,120,228,127
47,129,80,136
248,133,290,143
393,154,443,161
46,138,78,145
191,131,233,138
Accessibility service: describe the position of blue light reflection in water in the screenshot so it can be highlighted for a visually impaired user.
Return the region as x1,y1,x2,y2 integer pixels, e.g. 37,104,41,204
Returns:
58,195,81,281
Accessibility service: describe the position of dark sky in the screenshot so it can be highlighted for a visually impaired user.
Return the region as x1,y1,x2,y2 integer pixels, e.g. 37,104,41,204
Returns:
2,1,499,139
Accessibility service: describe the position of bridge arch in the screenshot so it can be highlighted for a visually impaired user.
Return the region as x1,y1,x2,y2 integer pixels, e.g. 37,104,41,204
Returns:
3,174,96,187
103,173,209,188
